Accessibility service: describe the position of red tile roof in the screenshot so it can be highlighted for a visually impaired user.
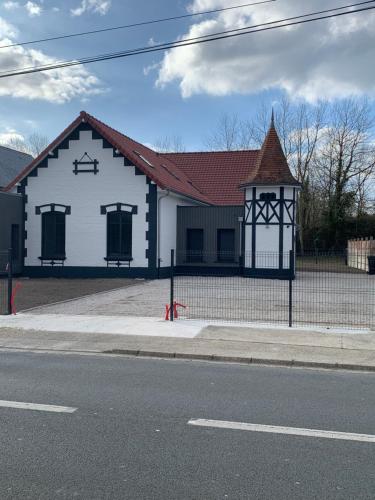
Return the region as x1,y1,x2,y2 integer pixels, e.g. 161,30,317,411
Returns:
240,121,300,187
4,111,298,205
163,151,258,205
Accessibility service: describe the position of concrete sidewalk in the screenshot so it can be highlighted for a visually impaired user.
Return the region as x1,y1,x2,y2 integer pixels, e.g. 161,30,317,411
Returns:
0,318,375,371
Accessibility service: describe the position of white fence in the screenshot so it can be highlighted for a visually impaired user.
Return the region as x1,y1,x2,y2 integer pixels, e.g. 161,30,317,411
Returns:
347,237,375,272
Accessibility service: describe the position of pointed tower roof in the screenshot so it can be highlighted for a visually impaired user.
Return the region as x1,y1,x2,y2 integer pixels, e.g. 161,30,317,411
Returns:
240,113,300,187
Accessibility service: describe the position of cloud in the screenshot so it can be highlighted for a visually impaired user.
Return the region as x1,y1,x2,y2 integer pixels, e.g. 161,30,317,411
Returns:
156,0,375,102
2,1,20,10
24,1,42,17
0,127,24,145
71,0,111,16
0,17,18,38
0,17,105,103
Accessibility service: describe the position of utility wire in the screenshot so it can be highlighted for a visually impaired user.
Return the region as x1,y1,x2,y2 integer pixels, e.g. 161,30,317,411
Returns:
0,0,276,50
1,0,372,76
0,2,374,79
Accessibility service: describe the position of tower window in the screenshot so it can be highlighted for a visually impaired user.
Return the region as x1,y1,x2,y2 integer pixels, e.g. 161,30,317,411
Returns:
259,192,277,201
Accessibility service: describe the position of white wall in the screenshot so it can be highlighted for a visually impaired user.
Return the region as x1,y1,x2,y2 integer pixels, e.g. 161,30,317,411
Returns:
157,190,200,267
25,129,149,268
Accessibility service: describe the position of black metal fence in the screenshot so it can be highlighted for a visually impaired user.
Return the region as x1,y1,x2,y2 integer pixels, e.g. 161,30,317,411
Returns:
0,249,12,315
169,250,375,329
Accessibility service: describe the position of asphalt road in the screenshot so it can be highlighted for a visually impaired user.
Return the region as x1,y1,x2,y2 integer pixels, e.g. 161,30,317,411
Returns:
0,352,374,500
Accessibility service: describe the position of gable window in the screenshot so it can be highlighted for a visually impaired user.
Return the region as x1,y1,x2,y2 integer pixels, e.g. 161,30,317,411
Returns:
217,229,235,262
259,192,277,201
107,211,132,259
186,228,204,263
41,212,66,260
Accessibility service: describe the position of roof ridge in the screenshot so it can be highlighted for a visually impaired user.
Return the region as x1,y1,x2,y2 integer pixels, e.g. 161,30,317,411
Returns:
162,149,259,155
81,111,157,154
80,111,213,203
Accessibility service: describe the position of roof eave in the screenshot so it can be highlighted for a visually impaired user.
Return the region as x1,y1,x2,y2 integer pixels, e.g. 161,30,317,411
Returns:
239,180,302,189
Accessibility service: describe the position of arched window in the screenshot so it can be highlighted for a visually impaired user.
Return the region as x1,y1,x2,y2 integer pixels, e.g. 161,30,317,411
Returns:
41,211,66,260
101,203,137,263
36,204,70,262
107,211,132,259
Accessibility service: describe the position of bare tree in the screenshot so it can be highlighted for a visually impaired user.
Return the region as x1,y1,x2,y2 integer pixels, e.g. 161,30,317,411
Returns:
282,99,327,252
4,133,49,158
315,98,375,247
154,135,186,153
205,113,255,151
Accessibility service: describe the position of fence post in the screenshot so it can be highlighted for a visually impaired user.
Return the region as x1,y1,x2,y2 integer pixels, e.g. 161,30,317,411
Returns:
7,248,13,315
288,250,293,328
170,249,174,322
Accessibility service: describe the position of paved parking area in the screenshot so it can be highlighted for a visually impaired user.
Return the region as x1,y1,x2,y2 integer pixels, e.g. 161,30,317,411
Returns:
19,279,169,318
10,278,138,312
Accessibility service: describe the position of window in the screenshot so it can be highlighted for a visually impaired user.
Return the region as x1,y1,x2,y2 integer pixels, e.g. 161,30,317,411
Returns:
11,224,19,261
41,212,66,259
107,211,132,259
186,229,204,263
259,192,277,201
217,229,235,262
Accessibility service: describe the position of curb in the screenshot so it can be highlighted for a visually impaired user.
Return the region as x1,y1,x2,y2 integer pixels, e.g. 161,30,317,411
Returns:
102,349,375,372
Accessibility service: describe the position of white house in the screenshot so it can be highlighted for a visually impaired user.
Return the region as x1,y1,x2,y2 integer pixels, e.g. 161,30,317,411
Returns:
4,111,300,279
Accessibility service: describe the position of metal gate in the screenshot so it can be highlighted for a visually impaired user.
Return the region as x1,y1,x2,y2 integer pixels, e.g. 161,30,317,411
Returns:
169,250,375,330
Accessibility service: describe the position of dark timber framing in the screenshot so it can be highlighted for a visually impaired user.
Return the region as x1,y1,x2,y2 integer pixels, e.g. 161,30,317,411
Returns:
251,187,256,269
279,187,284,270
244,186,297,279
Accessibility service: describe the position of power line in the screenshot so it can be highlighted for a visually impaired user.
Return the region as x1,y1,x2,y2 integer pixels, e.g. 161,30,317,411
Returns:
0,0,276,50
1,1,373,75
1,0,372,76
0,2,374,79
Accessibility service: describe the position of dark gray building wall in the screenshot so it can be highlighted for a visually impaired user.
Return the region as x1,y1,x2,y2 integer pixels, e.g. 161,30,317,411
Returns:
177,206,243,267
0,192,23,274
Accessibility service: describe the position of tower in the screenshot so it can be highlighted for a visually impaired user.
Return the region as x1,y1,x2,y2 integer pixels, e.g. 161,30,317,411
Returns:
241,114,301,278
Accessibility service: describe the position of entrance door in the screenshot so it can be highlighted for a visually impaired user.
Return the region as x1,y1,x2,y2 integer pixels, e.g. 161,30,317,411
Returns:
217,229,235,262
186,228,204,262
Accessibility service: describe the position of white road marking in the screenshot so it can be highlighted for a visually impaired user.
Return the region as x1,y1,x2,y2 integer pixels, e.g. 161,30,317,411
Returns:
0,400,77,413
188,419,375,443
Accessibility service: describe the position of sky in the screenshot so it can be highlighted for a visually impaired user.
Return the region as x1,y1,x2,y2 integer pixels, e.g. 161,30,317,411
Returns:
0,0,374,150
